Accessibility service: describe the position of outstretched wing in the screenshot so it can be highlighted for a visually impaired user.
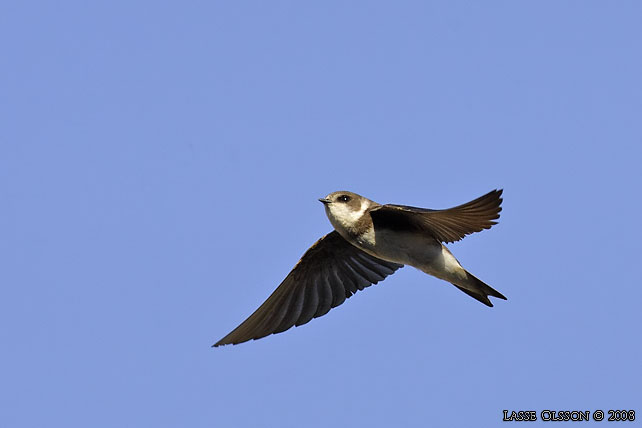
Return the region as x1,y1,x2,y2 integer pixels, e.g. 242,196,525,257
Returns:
214,231,403,347
370,189,503,243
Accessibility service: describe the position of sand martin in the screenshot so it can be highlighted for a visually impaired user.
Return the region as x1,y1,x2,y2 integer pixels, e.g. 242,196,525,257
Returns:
214,189,506,347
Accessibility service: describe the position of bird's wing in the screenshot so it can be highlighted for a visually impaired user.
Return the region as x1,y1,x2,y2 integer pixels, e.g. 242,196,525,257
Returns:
213,231,403,347
370,189,503,243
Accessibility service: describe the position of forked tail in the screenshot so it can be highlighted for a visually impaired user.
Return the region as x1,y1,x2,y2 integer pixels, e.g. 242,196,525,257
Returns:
452,271,507,307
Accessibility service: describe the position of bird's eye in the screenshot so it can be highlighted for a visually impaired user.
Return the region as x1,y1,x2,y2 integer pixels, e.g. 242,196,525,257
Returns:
338,195,351,202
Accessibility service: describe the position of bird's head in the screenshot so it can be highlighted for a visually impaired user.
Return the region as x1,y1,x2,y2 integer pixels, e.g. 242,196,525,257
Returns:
318,191,376,236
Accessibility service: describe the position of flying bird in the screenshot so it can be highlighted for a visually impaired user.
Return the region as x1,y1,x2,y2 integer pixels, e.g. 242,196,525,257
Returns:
214,189,506,347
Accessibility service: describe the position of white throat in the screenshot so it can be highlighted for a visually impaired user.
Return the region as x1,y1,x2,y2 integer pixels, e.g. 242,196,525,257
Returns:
327,199,369,232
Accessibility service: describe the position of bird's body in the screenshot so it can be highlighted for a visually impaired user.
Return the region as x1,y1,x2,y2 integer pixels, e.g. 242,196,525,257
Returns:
325,194,448,276
363,229,465,286
214,189,506,347
323,192,499,303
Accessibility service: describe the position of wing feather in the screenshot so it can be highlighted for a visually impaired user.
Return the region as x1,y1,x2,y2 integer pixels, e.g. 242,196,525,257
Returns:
296,273,320,326
327,267,348,307
371,189,503,243
213,231,403,346
314,272,333,318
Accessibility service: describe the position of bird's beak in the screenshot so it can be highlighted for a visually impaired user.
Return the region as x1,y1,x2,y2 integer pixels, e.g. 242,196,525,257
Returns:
318,198,331,205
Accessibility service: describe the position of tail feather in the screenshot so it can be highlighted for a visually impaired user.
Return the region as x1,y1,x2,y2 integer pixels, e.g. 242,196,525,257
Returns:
452,271,506,307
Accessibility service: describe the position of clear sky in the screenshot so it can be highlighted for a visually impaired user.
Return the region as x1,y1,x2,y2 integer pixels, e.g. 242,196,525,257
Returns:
2,2,641,427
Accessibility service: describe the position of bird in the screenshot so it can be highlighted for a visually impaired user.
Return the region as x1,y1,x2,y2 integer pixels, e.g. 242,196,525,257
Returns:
214,189,506,347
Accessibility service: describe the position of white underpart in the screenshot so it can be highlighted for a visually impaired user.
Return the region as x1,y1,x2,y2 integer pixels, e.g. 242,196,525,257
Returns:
368,228,467,283
360,225,376,246
437,246,465,276
419,245,468,283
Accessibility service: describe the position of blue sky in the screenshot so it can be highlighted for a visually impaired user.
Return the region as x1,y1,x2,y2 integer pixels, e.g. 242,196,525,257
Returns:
2,2,641,427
